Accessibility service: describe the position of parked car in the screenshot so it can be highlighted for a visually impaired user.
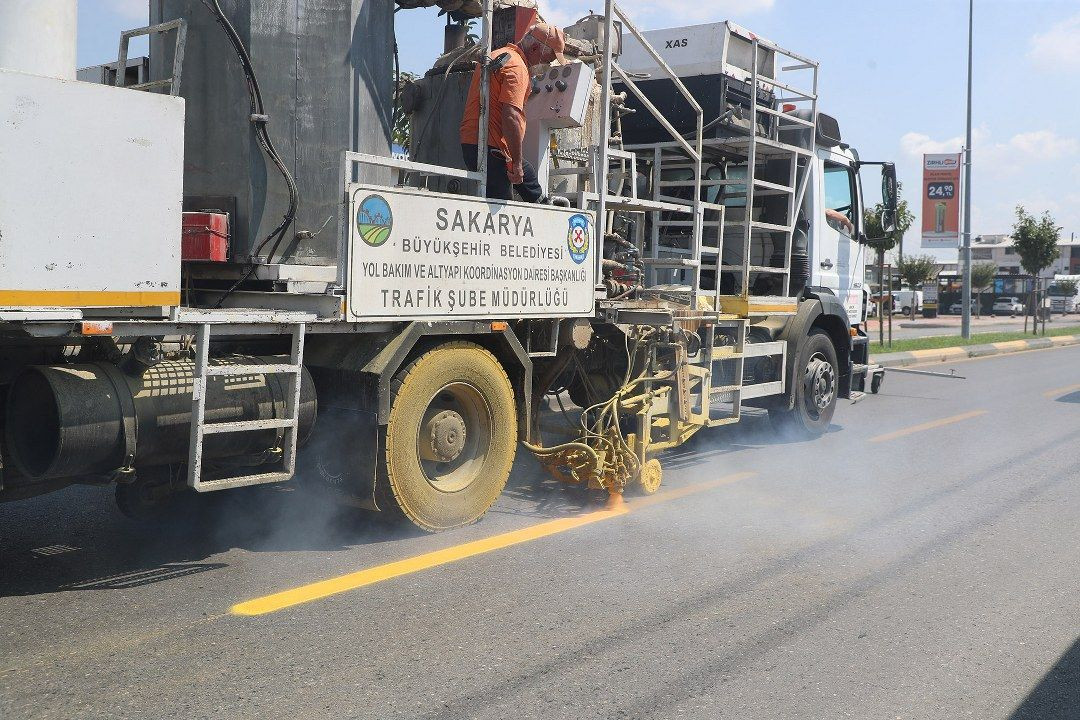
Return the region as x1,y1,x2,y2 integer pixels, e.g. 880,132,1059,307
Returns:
992,296,1024,317
948,299,977,315
868,289,923,317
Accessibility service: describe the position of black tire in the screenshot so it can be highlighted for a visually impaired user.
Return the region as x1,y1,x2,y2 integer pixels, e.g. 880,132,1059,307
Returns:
870,373,883,394
769,329,839,439
376,342,517,532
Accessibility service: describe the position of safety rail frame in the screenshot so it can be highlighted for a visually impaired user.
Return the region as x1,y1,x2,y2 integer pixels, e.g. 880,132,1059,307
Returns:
597,0,705,304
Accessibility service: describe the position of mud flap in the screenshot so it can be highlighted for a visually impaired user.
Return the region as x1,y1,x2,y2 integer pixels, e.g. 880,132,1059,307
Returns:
301,406,380,511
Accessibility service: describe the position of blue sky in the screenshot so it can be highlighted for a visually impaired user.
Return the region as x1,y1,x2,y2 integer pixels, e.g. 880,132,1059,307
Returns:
79,0,1080,261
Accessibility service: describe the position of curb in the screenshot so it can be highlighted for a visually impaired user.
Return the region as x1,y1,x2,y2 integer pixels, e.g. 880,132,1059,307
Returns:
872,334,1080,368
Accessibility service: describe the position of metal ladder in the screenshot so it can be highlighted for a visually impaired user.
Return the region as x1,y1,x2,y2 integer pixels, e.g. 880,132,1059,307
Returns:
617,24,819,314
715,30,818,305
594,5,797,433
185,322,306,492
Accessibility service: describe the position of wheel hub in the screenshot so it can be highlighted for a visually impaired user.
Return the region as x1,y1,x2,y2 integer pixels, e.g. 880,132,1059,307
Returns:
425,410,467,462
805,356,836,412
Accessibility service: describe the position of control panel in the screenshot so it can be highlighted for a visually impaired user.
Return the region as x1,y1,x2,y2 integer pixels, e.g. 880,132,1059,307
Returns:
523,61,595,195
525,62,593,128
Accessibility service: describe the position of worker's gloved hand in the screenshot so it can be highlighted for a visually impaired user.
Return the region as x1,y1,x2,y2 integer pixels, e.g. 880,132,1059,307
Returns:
507,159,524,185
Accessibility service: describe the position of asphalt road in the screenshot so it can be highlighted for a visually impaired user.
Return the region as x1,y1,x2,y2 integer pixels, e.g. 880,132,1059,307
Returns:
2,344,1079,719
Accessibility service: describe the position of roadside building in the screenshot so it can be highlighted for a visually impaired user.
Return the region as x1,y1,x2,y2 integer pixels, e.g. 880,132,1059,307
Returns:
969,234,1080,277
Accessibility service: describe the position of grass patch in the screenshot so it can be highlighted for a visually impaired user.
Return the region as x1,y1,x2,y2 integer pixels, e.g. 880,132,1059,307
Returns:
871,325,1080,354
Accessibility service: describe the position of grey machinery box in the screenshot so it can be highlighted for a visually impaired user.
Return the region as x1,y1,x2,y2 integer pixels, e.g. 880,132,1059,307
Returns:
150,0,393,266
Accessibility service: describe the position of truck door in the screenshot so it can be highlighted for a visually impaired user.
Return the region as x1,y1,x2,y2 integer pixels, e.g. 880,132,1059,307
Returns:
815,155,864,321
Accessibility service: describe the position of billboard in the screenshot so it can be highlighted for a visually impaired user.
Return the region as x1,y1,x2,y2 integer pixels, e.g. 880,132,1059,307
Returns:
921,153,962,248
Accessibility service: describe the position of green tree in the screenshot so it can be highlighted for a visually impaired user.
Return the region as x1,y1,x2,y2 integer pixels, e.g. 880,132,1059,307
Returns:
392,70,418,150
970,262,997,318
1011,206,1061,334
896,253,939,320
863,181,916,265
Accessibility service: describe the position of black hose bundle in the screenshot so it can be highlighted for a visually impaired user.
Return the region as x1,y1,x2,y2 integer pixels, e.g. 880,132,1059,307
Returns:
200,0,301,305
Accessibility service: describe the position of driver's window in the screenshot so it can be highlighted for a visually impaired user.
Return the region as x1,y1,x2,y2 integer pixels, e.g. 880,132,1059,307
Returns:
823,162,855,236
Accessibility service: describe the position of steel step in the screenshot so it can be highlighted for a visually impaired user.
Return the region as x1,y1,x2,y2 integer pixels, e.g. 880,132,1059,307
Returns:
205,363,301,377
192,472,293,492
201,418,297,435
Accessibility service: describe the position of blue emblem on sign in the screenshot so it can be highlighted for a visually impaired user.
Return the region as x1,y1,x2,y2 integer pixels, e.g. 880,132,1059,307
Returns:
567,214,590,265
356,194,393,247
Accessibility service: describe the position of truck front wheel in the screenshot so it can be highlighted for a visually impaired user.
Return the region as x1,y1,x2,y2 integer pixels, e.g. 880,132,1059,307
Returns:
769,329,838,439
378,342,517,531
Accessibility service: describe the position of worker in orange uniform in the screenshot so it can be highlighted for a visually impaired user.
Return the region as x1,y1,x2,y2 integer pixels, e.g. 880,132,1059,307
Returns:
460,22,566,203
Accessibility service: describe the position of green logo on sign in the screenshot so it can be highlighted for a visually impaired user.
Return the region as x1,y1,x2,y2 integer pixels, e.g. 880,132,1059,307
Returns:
356,194,393,247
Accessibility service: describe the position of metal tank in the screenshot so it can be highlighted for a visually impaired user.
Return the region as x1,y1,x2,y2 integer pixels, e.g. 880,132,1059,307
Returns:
5,356,317,480
406,64,475,195
0,0,77,79
149,0,394,266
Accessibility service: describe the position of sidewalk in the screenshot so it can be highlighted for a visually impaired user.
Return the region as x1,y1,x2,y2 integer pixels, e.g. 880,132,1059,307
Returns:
865,312,1080,342
872,332,1080,368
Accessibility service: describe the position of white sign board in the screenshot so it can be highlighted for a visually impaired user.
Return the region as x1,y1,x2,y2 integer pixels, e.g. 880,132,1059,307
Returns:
0,69,183,310
347,186,596,322
922,283,939,308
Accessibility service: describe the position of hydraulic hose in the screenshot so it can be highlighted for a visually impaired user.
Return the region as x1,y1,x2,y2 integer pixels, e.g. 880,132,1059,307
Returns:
200,0,301,308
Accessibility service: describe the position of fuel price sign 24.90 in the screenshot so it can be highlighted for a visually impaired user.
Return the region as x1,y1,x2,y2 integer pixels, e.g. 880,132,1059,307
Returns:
926,182,956,199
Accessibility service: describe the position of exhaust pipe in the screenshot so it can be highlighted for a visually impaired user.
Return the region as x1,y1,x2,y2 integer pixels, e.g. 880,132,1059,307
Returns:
5,357,316,480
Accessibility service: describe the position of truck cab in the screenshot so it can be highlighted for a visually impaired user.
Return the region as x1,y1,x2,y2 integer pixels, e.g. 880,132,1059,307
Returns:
814,144,869,323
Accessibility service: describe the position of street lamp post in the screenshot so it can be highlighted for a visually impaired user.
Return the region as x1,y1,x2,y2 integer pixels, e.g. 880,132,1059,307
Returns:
960,0,974,339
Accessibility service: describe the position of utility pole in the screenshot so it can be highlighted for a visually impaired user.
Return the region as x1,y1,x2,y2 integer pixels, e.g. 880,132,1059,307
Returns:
960,0,974,338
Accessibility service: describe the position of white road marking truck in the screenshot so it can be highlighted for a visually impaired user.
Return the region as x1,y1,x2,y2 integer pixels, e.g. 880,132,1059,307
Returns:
1048,276,1080,314
0,0,895,530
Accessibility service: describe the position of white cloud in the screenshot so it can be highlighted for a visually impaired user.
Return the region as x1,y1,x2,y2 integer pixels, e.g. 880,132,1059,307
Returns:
543,0,774,28
899,127,991,157
900,131,963,156
900,128,1076,168
896,127,1080,240
1006,130,1079,160
1030,13,1080,71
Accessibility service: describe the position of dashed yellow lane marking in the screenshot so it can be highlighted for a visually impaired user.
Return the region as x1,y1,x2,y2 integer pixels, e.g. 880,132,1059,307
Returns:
1043,383,1080,399
231,471,756,616
868,410,988,444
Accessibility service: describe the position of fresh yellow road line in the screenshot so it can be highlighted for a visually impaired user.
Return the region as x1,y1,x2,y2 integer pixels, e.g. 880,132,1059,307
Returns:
633,471,755,510
1043,383,1080,399
231,471,756,616
869,410,988,443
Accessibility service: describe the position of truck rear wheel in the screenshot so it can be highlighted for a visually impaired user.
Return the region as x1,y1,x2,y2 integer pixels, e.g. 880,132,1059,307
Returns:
378,342,517,531
769,329,838,439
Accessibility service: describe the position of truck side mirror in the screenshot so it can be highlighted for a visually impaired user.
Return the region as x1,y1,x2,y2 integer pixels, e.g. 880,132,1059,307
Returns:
880,163,898,233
